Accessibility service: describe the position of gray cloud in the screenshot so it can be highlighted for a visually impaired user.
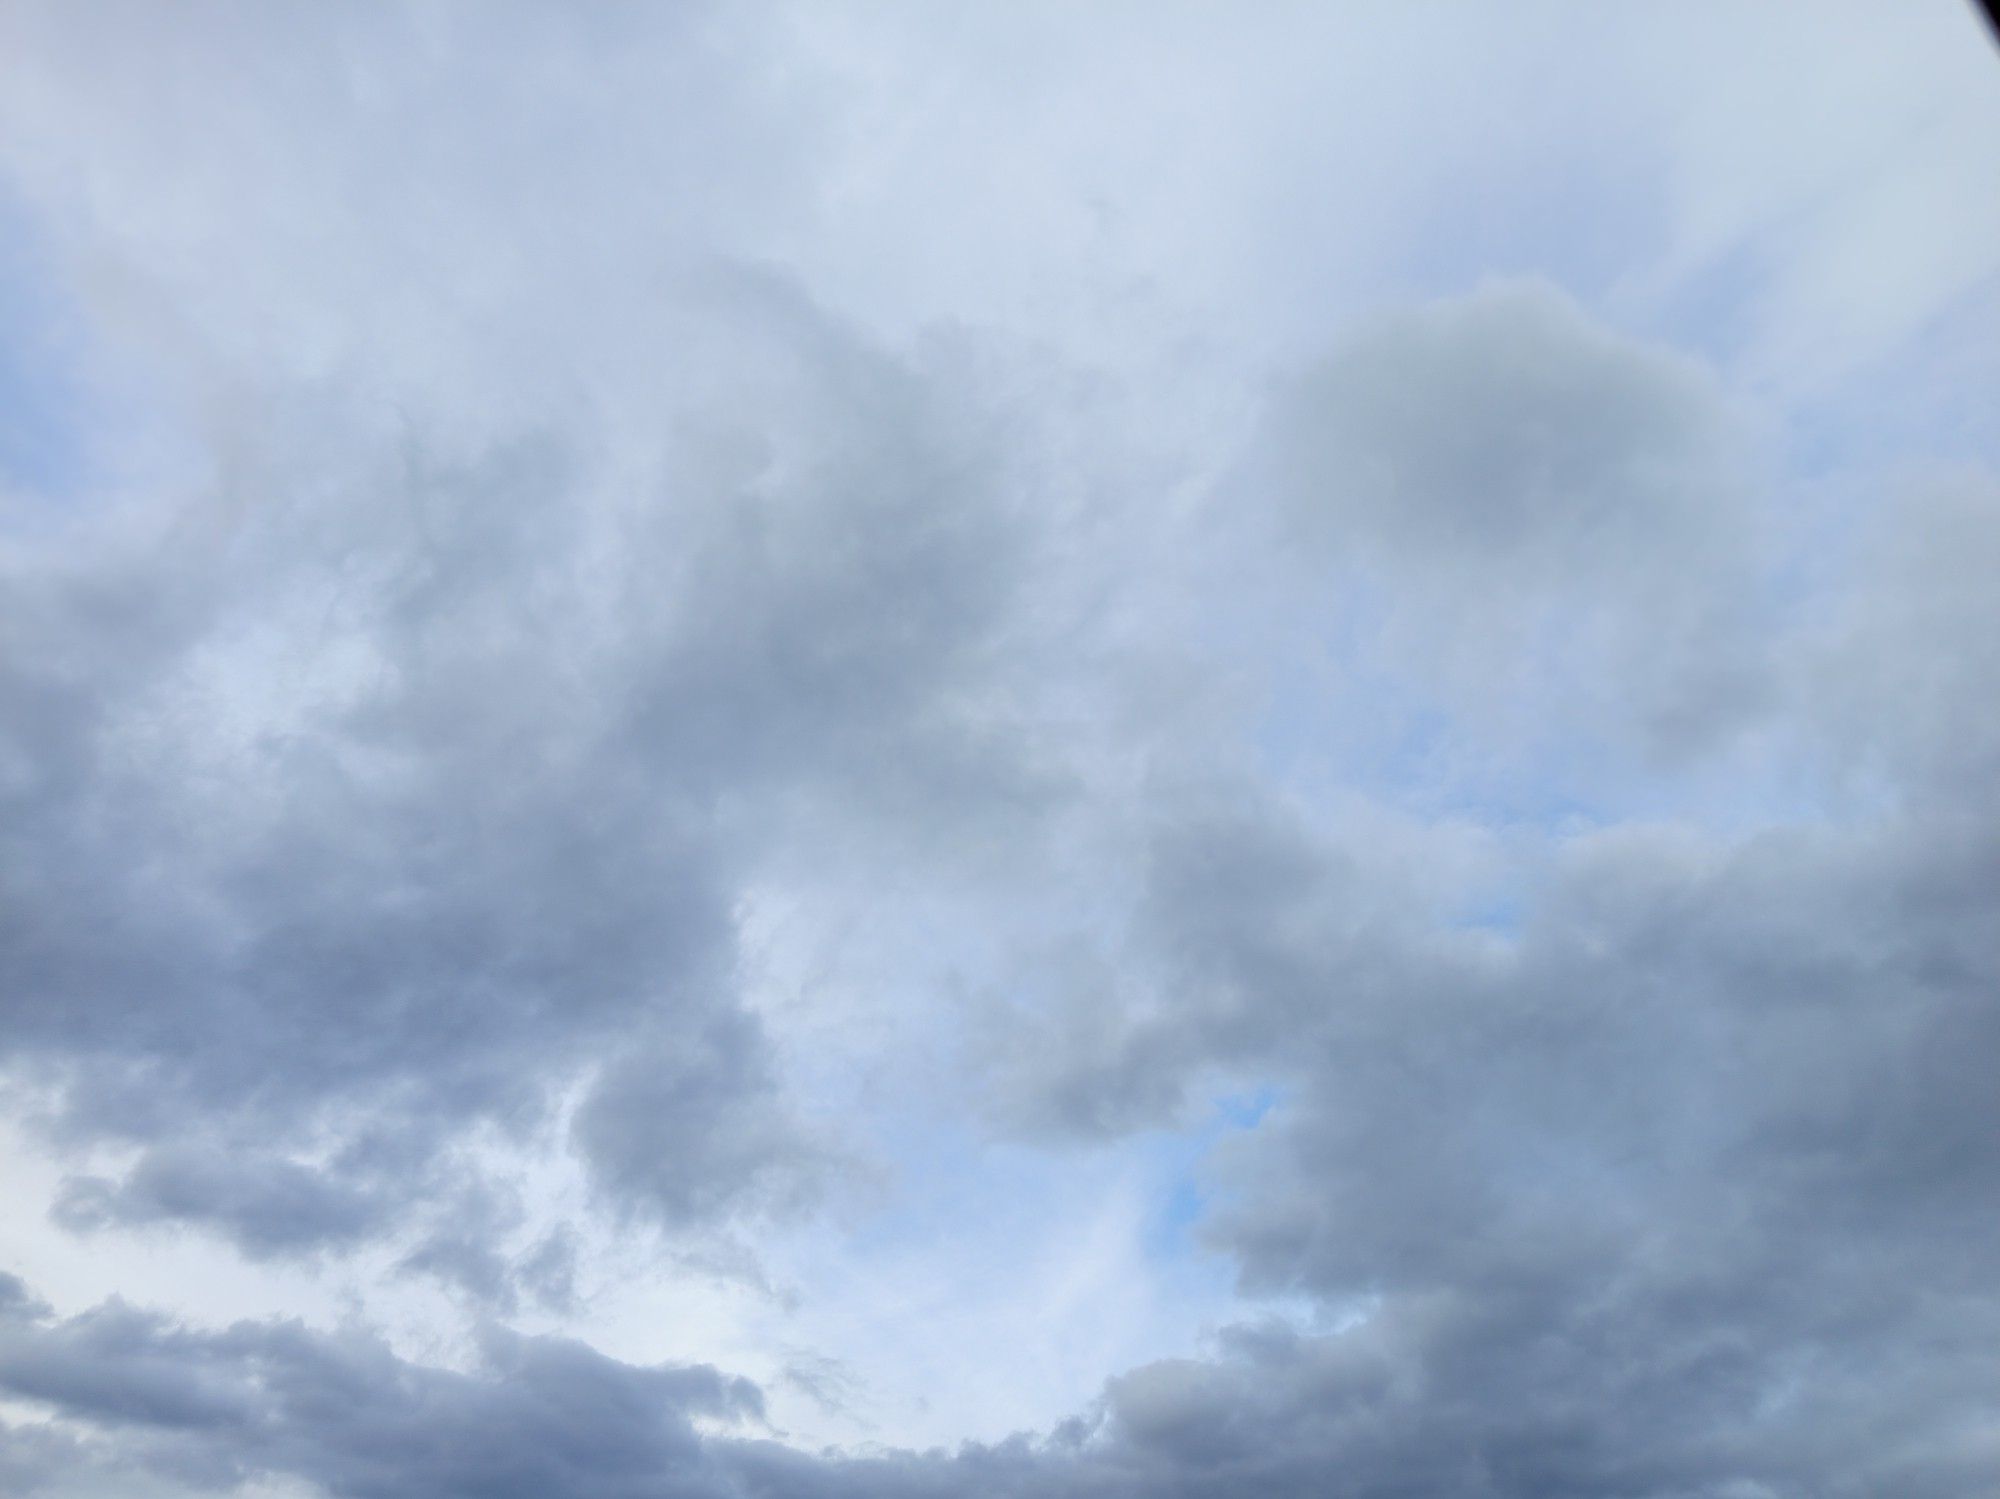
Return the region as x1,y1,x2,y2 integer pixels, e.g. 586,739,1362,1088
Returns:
574,1013,834,1231
2,1,1997,1494
9,277,1996,1489
974,468,2000,1494
0,1279,767,1499
0,270,1037,1265
1255,281,1770,757
1270,282,1736,574
6,1252,1996,1499
51,1148,393,1259
1802,472,2000,801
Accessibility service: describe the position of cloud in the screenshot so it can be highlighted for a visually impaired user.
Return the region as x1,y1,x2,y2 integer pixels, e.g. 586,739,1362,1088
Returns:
0,265,1040,1265
956,307,2000,1499
5,1255,1995,1499
1803,472,2000,801
51,1148,392,1259
1254,280,1769,757
1,0,1997,1491
0,1282,766,1499
970,351,2000,1495
574,1014,833,1230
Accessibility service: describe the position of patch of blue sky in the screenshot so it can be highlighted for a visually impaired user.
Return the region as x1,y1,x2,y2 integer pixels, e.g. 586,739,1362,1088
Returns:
1250,641,1609,838
796,1102,1249,1408
0,191,97,507
1449,889,1526,942
837,1074,1290,1329
1240,567,1619,833
1140,1084,1283,1265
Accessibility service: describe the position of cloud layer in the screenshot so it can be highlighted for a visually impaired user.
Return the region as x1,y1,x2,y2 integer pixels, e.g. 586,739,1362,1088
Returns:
2,2,1998,1495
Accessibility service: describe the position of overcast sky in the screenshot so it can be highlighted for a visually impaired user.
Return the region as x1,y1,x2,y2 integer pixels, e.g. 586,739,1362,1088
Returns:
2,4,1998,1497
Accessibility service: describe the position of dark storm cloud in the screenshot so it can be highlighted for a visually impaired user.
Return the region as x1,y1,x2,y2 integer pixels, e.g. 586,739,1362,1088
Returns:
0,270,1031,1261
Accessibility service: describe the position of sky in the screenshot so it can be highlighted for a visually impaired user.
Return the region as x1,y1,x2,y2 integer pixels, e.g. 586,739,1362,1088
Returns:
0,3,1998,1496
